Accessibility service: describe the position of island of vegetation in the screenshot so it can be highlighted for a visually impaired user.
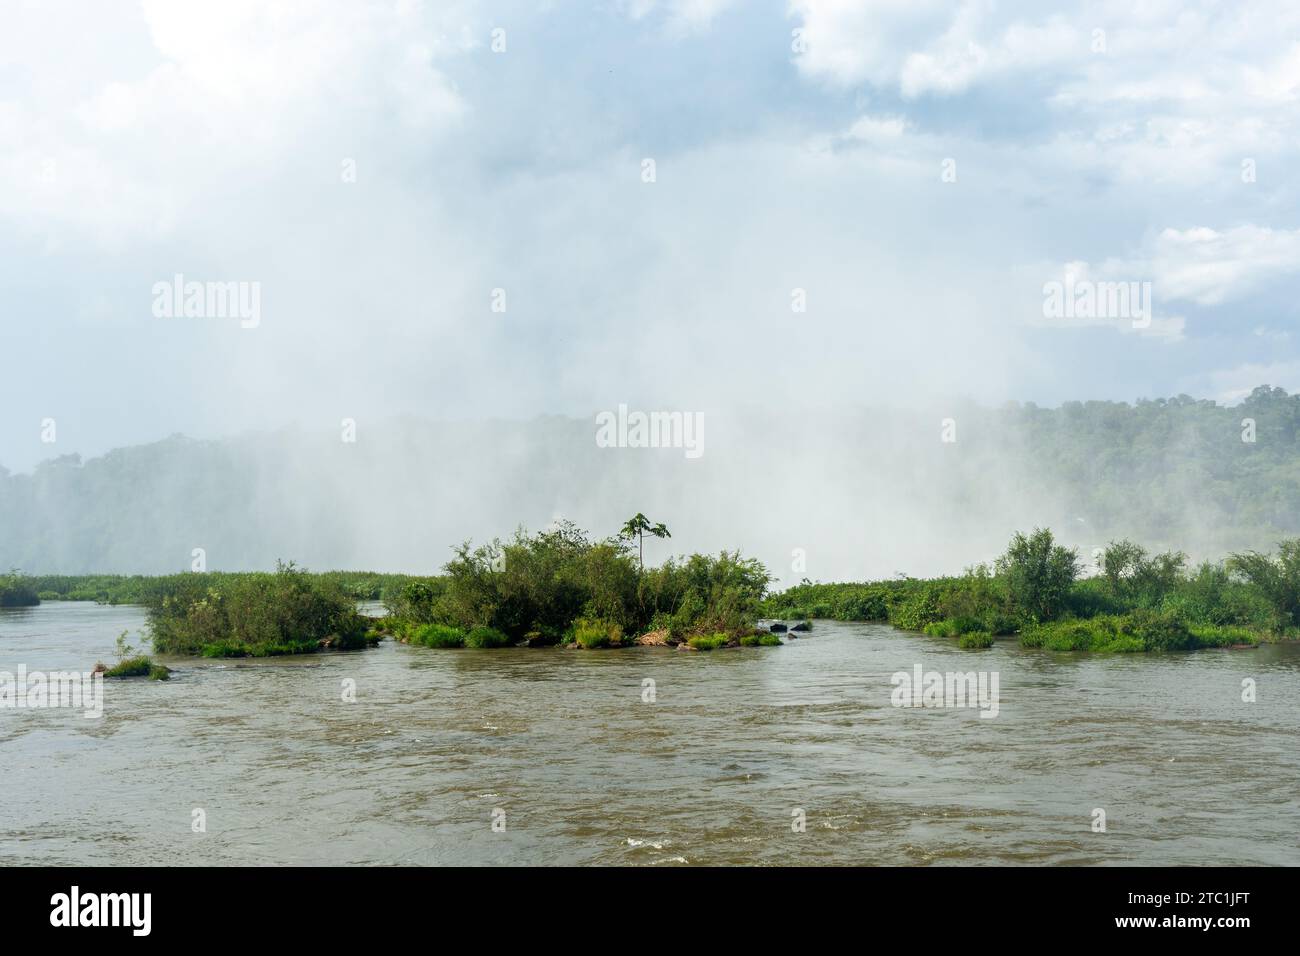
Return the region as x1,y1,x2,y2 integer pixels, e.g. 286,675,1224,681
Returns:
0,569,40,607
763,529,1300,652
5,522,1299,659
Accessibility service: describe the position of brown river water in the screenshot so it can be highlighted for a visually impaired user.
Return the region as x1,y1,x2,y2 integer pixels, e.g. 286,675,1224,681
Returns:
2,601,1299,866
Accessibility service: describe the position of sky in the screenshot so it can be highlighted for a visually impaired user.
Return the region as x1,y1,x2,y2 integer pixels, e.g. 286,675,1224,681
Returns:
2,0,1300,473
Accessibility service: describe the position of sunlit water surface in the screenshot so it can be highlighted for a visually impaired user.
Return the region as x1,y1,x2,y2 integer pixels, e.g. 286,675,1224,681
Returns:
2,602,1298,865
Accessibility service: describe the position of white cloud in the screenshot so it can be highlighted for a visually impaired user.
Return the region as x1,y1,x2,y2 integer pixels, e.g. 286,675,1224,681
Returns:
1148,226,1300,306
792,1,1300,99
620,0,738,34
1034,223,1300,339
0,0,472,240
1206,361,1300,403
841,114,909,143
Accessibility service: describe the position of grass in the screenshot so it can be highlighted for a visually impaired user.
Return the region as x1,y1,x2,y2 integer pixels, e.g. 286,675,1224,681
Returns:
1187,624,1261,647
568,618,622,649
739,632,783,647
956,631,995,649
1019,611,1223,653
407,623,466,648
687,633,730,651
103,655,171,680
464,626,512,648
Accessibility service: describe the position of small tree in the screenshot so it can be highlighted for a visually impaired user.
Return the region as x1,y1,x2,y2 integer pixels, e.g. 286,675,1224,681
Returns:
995,528,1079,623
1228,539,1300,627
1101,539,1187,608
620,513,670,571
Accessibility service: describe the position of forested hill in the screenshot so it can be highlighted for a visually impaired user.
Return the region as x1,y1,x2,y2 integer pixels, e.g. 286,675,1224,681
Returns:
2,386,1298,580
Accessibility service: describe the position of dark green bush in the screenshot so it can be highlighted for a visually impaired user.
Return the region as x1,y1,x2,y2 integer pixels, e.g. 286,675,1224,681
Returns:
148,562,367,657
464,626,511,648
408,623,466,648
433,522,769,642
0,570,40,607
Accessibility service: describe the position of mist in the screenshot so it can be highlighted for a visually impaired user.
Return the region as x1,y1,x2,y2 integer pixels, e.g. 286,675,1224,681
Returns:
5,388,1297,584
3,1,1299,578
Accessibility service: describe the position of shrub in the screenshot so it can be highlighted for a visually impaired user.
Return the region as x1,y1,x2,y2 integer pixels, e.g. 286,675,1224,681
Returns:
957,631,995,649
1163,562,1275,628
1126,608,1194,651
995,528,1079,622
409,623,466,648
1188,624,1259,647
147,562,367,657
1020,611,1194,653
1100,540,1187,608
889,584,946,631
0,570,40,607
1066,576,1128,618
384,578,449,623
1227,540,1300,627
104,656,153,677
103,632,173,679
739,632,782,646
924,614,986,637
687,633,730,651
1020,617,1143,653
464,625,511,648
200,638,319,658
568,617,622,649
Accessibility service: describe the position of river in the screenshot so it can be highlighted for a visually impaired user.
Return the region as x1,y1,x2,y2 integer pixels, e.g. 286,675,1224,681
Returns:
2,601,1298,865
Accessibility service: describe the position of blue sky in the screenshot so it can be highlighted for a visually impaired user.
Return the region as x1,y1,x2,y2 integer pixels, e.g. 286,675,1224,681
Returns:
2,0,1299,472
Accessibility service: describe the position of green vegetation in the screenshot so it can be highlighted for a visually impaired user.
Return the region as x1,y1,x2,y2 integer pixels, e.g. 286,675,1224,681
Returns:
567,617,624,649
403,623,467,648
102,656,171,680
1226,540,1300,627
147,562,368,658
687,633,730,650
0,569,40,607
464,625,511,649
16,523,773,660
24,516,1290,658
996,529,1079,623
387,521,772,649
765,529,1300,652
620,513,671,571
20,570,416,606
101,632,171,679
